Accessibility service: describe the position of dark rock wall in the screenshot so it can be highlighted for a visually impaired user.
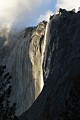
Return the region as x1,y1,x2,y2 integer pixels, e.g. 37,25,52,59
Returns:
19,10,80,120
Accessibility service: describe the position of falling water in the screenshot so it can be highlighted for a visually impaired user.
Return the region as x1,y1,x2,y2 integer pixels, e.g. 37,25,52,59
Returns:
42,19,51,62
41,18,51,82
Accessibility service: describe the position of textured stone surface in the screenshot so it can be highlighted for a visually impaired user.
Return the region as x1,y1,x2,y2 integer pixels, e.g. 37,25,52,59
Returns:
0,21,47,116
19,10,80,120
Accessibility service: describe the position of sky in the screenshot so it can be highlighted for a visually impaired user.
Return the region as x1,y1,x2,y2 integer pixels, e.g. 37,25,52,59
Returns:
0,0,80,29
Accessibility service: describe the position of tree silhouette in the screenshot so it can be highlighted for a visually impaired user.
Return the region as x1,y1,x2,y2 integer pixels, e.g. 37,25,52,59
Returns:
0,65,16,120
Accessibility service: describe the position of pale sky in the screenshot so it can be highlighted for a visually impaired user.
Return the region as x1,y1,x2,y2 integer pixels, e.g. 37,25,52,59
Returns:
0,0,79,29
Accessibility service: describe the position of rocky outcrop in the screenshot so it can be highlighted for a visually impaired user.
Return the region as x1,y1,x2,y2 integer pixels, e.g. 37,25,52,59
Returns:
19,10,80,120
0,21,47,116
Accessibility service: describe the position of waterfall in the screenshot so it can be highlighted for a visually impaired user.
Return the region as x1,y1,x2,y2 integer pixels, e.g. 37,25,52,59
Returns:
41,19,51,81
42,20,50,61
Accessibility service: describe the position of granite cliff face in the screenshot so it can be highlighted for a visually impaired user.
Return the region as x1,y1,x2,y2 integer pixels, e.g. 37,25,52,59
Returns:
19,9,80,120
0,21,47,116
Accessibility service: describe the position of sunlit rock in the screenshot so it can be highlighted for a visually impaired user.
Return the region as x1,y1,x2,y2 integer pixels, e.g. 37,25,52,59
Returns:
0,21,47,116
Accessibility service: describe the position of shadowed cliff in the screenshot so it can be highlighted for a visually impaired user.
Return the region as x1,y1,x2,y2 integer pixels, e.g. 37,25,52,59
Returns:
19,9,80,120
